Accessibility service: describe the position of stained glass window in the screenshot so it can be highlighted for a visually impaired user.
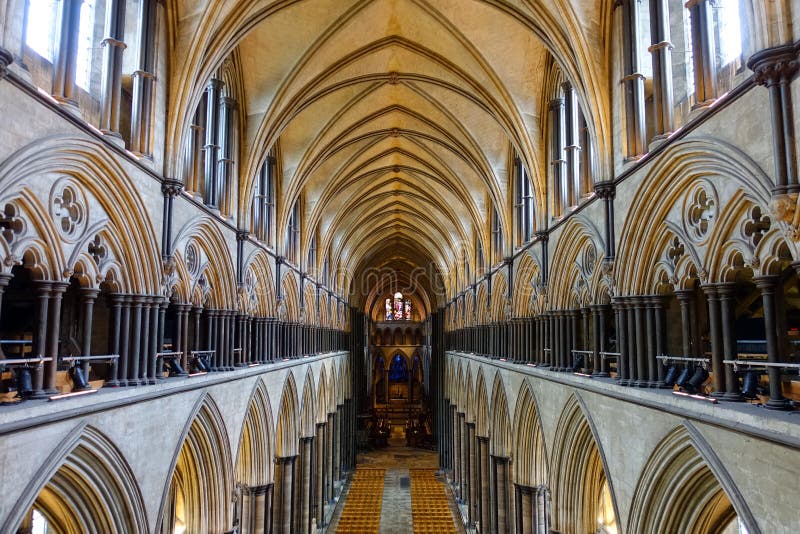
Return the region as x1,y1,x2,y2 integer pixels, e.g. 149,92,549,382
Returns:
385,292,412,320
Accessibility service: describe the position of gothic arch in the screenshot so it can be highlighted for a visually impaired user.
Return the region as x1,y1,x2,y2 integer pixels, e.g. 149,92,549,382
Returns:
172,218,238,309
549,394,618,534
300,368,317,438
317,364,330,423
489,372,511,458
513,252,543,317
275,373,300,457
0,135,161,292
464,363,475,424
242,250,277,317
490,272,509,322
236,380,276,487
280,272,301,322
616,138,774,294
548,216,604,309
158,394,234,533
4,424,147,534
512,381,548,487
474,369,490,437
627,423,760,534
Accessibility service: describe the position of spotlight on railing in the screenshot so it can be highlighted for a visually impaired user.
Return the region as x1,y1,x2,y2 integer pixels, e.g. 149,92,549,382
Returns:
741,370,761,399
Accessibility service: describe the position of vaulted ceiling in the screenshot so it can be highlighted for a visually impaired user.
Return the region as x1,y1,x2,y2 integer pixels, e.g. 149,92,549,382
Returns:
165,0,613,311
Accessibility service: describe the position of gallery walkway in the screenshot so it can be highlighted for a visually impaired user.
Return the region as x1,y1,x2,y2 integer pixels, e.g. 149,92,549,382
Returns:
329,432,463,534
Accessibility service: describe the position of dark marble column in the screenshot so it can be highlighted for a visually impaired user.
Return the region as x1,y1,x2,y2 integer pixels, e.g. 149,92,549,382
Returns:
299,436,313,534
118,296,132,386
718,283,743,401
755,276,790,409
704,285,725,395
749,46,799,193
467,423,477,524
30,282,52,398
634,297,648,387
105,293,123,386
619,0,647,158
79,288,99,380
614,299,629,384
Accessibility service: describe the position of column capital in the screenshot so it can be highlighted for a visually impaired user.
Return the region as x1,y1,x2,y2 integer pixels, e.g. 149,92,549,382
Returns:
161,178,184,197
753,275,779,292
748,44,799,86
0,47,13,79
236,230,250,242
533,230,549,243
593,180,616,199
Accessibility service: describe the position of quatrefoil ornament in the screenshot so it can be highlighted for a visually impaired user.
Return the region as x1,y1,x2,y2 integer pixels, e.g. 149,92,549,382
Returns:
685,186,717,242
50,180,87,242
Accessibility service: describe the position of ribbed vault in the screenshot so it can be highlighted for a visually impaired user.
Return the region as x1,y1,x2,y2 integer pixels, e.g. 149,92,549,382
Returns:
163,0,613,309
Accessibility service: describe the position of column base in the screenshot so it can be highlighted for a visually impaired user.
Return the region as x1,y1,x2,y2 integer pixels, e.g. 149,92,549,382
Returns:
103,379,121,387
722,392,744,402
592,371,610,378
765,398,792,410
709,390,726,398
26,390,50,400
653,381,672,389
617,378,632,387
633,380,649,388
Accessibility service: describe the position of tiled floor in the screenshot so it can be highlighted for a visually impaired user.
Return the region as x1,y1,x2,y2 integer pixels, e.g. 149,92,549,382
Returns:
328,432,464,534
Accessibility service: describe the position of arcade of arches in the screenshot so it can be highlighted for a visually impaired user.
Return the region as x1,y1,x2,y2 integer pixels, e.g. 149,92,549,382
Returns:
0,1,798,533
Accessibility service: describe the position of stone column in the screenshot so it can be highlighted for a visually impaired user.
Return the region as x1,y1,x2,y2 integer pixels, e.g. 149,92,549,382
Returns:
271,456,296,534
686,0,717,105
675,290,694,358
138,297,151,384
315,422,326,526
614,299,629,385
30,282,52,398
458,412,467,500
549,97,565,217
748,46,799,194
51,0,82,108
106,293,123,386
718,283,743,401
128,295,143,386
129,0,156,156
591,305,603,376
634,297,648,387
619,0,646,158
42,282,68,394
118,296,132,386
755,276,789,409
99,0,127,137
492,456,510,534
79,288,99,380
704,285,725,395
648,0,674,139
627,298,638,385
478,436,490,532
515,485,534,534
563,81,580,208
467,423,477,524
326,413,334,502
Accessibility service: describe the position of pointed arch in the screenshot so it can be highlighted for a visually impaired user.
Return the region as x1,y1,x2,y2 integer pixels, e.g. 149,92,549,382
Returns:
317,364,330,423
158,395,234,533
514,252,542,317
512,381,548,487
489,372,511,457
236,380,276,487
628,423,760,534
276,373,301,457
300,368,317,438
474,369,490,437
4,424,147,534
490,272,509,322
280,273,301,322
549,394,618,534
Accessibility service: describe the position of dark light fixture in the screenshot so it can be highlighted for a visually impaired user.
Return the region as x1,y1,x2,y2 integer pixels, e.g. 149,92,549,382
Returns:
68,365,90,391
164,357,187,377
664,365,679,387
741,370,761,399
